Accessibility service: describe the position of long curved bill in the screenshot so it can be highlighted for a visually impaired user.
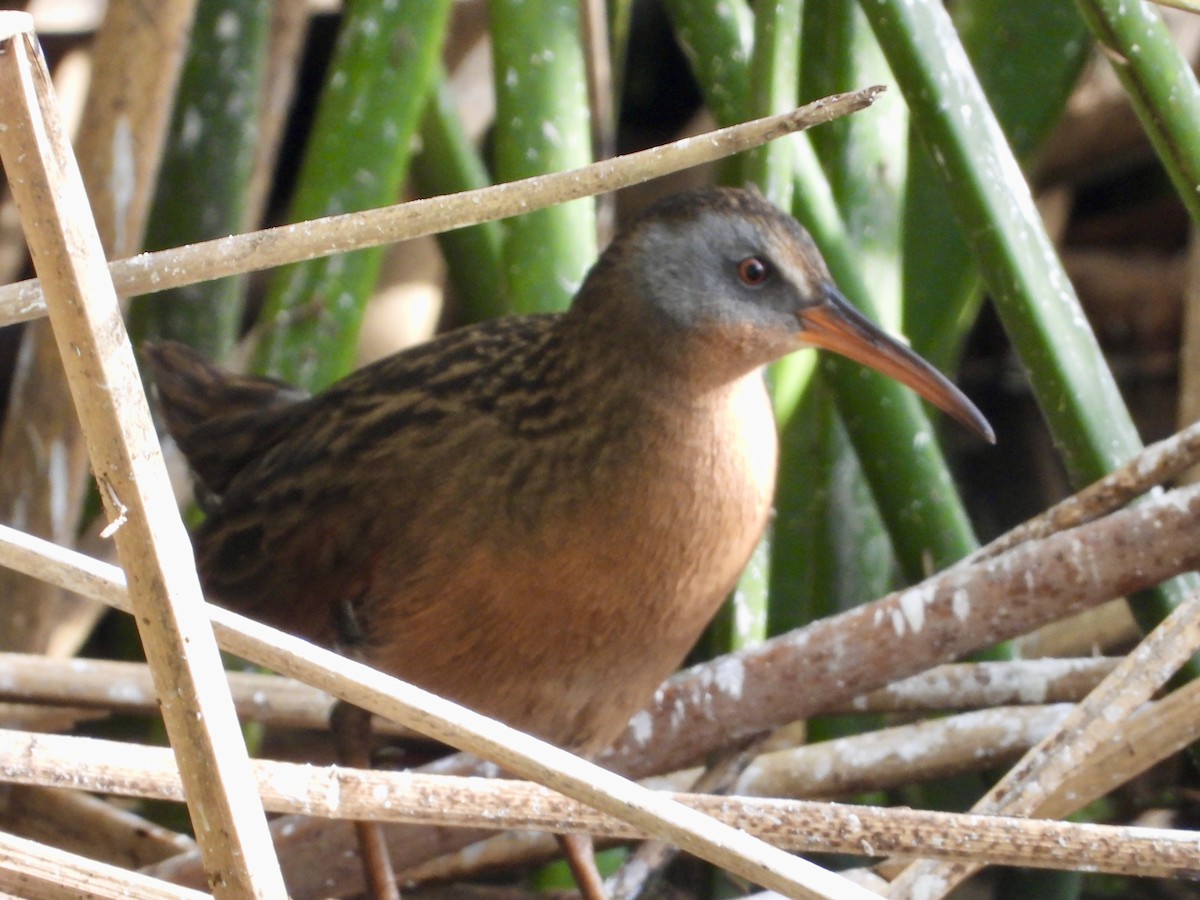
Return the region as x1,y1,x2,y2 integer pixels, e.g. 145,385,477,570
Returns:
798,285,995,444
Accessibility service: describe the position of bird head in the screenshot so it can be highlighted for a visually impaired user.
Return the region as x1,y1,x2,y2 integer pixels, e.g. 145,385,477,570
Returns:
602,187,993,442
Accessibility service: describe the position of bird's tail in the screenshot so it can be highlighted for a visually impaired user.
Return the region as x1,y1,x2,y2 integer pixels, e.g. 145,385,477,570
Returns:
142,341,309,500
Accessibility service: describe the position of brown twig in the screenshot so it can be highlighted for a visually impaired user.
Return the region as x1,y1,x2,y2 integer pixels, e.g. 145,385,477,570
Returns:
883,592,1200,897
0,828,207,900
0,652,1118,725
0,0,199,660
0,16,286,896
732,706,1071,801
397,689,1197,889
243,0,309,229
0,88,886,327
2,728,1200,882
0,785,195,870
962,417,1200,565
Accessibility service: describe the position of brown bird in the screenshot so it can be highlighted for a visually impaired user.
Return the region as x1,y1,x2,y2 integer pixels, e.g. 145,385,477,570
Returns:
146,187,992,896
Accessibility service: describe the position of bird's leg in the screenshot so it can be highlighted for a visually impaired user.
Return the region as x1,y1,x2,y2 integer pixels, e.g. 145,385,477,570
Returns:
605,734,767,899
556,833,608,900
330,700,401,900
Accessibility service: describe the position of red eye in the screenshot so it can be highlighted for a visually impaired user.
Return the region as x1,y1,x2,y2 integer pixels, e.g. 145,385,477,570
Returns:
737,257,770,286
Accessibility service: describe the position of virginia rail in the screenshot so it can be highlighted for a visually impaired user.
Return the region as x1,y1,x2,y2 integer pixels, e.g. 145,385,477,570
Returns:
146,187,992,896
